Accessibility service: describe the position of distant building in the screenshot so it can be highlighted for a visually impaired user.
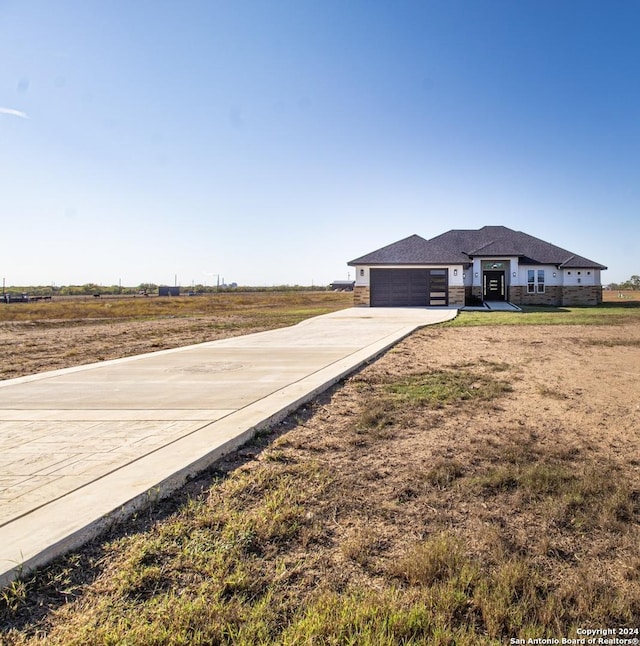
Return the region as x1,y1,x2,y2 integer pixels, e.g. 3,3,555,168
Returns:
330,280,355,291
158,286,181,297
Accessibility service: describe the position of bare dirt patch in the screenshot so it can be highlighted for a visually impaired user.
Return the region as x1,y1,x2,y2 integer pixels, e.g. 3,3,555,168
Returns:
0,316,264,379
2,317,640,643
0,292,352,380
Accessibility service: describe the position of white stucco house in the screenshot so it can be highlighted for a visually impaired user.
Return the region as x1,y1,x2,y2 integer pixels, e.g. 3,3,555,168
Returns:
348,226,607,308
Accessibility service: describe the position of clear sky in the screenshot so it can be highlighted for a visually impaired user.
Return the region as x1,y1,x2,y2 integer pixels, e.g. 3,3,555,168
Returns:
1,0,638,287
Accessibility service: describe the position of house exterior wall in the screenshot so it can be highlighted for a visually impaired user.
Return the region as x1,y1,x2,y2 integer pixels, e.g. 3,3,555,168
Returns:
516,265,561,289
510,264,561,305
352,264,464,307
448,286,466,306
354,264,465,286
563,268,599,286
353,285,370,306
510,285,563,306
473,257,520,295
351,262,603,307
506,268,604,306
562,286,603,306
354,266,370,288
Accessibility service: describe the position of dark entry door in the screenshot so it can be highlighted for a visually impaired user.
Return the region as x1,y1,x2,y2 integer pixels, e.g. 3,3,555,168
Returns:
483,271,505,301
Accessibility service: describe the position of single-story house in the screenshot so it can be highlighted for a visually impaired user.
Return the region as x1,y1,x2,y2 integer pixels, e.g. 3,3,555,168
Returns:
348,226,607,308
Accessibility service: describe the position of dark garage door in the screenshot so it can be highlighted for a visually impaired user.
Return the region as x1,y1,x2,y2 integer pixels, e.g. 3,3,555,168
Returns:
370,268,448,307
370,268,428,307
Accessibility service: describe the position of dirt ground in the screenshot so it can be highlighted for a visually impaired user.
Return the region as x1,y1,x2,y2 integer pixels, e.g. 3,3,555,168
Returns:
0,317,289,381
269,322,640,584
2,315,640,640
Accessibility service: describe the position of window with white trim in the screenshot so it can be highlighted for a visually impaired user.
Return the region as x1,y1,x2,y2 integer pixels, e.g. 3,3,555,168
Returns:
527,269,545,293
527,270,535,293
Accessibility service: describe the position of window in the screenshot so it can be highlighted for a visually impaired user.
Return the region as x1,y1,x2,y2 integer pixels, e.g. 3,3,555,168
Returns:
483,261,505,270
527,269,546,293
527,270,535,294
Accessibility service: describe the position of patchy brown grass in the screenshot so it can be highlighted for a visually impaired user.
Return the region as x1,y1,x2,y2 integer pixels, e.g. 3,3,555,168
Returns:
1,312,640,644
603,289,640,302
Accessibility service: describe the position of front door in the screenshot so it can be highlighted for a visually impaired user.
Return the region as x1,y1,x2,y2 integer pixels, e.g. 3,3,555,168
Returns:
483,270,505,301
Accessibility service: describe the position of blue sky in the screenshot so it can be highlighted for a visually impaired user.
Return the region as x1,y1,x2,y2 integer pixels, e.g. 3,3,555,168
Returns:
1,0,638,287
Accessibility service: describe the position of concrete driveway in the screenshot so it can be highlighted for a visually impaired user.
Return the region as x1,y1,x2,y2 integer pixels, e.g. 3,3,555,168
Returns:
0,306,456,586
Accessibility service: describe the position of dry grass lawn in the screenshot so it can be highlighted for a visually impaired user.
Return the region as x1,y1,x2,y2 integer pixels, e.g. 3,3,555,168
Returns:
1,295,639,644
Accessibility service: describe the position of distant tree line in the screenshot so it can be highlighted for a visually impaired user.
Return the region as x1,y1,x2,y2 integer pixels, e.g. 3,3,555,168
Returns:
2,283,330,297
608,275,640,291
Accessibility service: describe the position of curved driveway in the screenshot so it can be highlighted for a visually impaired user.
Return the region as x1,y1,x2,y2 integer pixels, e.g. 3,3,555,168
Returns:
0,306,456,586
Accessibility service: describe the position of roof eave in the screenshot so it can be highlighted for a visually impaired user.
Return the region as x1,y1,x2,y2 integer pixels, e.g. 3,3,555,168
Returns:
348,259,471,266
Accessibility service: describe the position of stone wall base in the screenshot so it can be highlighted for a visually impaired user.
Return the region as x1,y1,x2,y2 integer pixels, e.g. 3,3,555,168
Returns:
509,285,562,306
448,286,465,307
353,285,370,307
561,286,602,306
509,285,602,306
352,283,602,308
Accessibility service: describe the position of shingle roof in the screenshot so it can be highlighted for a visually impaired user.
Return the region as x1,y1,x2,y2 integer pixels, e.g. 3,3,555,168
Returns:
348,226,607,270
347,234,469,265
558,254,605,269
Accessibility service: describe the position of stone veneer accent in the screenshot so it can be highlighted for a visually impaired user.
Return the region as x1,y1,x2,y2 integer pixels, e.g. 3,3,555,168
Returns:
509,286,562,306
448,286,466,307
353,285,370,307
509,285,602,306
508,286,523,304
562,286,602,306
352,283,601,308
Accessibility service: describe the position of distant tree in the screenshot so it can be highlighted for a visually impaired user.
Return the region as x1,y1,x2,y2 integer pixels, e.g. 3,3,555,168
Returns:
630,275,640,290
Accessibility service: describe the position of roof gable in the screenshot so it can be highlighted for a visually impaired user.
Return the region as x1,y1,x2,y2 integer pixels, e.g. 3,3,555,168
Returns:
348,234,427,265
348,234,469,265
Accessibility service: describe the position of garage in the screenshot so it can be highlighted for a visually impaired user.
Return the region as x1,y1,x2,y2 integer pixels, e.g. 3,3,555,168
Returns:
370,268,448,307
